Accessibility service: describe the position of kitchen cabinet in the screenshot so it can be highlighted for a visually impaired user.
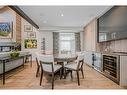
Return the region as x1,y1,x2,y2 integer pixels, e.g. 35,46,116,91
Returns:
120,56,127,87
92,52,102,71
102,52,127,87
83,51,93,66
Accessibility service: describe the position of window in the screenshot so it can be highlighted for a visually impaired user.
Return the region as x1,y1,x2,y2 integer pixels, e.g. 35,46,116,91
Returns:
59,33,75,53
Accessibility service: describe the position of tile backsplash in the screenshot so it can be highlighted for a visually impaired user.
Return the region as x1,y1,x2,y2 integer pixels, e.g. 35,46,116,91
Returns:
98,39,127,53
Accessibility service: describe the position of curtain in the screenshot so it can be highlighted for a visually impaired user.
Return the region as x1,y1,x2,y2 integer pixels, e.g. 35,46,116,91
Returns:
75,32,81,52
53,32,59,54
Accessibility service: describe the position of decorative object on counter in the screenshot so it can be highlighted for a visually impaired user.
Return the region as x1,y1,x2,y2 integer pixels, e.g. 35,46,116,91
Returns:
24,25,33,32
0,22,13,39
24,39,37,49
10,50,19,58
27,32,36,38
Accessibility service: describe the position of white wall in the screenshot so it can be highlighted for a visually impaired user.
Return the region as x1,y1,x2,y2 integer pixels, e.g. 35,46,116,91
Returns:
21,18,40,60
21,19,53,60
38,31,83,53
21,17,83,61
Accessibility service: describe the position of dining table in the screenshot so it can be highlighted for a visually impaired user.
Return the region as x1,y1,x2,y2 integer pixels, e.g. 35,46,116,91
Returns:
54,53,77,78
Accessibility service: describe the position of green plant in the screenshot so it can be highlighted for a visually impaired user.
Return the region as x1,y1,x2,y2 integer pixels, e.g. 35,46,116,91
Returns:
10,50,20,58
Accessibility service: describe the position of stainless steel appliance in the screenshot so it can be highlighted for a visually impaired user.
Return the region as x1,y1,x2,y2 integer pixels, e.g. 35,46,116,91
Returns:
102,54,120,84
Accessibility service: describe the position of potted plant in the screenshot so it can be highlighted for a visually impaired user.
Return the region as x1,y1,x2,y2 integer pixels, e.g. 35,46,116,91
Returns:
10,50,20,58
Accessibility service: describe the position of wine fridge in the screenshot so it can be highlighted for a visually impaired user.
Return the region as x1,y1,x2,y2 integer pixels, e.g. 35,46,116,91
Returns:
102,54,120,84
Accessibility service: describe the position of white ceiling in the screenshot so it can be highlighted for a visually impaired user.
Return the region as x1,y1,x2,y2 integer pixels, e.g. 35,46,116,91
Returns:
19,6,111,31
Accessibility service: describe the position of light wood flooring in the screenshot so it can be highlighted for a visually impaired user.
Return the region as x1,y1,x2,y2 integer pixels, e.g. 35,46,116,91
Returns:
0,62,123,89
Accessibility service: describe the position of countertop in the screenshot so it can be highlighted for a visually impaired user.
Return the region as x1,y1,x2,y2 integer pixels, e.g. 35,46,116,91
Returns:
102,52,127,56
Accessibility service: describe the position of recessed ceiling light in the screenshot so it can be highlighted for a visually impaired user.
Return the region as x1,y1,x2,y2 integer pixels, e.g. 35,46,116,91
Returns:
61,14,64,17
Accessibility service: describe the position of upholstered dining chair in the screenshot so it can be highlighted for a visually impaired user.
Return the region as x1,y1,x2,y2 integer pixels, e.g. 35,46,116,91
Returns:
35,52,41,77
65,53,84,85
36,54,62,89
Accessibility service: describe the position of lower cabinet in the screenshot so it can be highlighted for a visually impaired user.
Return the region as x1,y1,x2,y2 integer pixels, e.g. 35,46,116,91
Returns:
120,56,127,87
102,54,127,87
83,51,93,66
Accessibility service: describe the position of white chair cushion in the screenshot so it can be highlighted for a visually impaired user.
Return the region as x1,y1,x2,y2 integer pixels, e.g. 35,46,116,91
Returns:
65,62,78,70
37,54,54,63
42,64,62,73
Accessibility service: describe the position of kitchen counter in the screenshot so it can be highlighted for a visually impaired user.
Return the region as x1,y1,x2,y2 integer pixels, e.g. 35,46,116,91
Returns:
102,52,127,56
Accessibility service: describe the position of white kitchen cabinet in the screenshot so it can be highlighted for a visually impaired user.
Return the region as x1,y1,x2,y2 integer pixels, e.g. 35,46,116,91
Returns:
83,51,93,66
120,56,127,87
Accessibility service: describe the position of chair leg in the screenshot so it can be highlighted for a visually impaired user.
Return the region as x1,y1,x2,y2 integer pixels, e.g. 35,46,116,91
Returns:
40,70,43,86
52,73,54,89
76,71,80,86
64,68,67,79
60,69,62,79
70,70,73,79
81,67,84,78
36,66,40,77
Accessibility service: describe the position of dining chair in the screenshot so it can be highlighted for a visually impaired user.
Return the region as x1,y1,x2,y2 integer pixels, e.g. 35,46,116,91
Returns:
65,53,84,85
37,54,62,89
35,52,40,77
45,51,53,55
60,50,70,54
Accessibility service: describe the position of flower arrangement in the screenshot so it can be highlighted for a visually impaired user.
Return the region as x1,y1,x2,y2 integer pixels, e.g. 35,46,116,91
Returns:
10,50,20,58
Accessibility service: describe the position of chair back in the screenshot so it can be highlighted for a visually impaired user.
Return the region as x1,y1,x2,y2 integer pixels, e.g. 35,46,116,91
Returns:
77,53,84,69
37,54,55,73
60,50,70,54
45,51,53,55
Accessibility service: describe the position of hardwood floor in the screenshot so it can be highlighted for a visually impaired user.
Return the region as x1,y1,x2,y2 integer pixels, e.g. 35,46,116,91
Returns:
0,61,123,89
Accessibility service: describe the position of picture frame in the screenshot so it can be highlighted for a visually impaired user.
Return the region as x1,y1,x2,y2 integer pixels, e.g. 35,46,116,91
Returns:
0,22,13,39
24,39,37,49
24,25,33,32
27,32,36,38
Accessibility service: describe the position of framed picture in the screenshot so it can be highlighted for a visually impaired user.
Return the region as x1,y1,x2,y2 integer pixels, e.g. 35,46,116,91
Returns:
24,25,33,32
24,39,37,49
27,32,36,38
0,22,13,39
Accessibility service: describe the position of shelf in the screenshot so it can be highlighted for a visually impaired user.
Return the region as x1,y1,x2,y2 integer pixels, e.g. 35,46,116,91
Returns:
104,69,116,76
104,66,116,73
104,64,116,69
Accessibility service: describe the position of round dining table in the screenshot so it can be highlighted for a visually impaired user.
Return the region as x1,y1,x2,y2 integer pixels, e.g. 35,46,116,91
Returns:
54,54,77,62
54,54,77,78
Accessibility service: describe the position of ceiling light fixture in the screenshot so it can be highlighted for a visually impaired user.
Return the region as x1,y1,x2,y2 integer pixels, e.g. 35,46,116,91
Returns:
61,14,64,17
